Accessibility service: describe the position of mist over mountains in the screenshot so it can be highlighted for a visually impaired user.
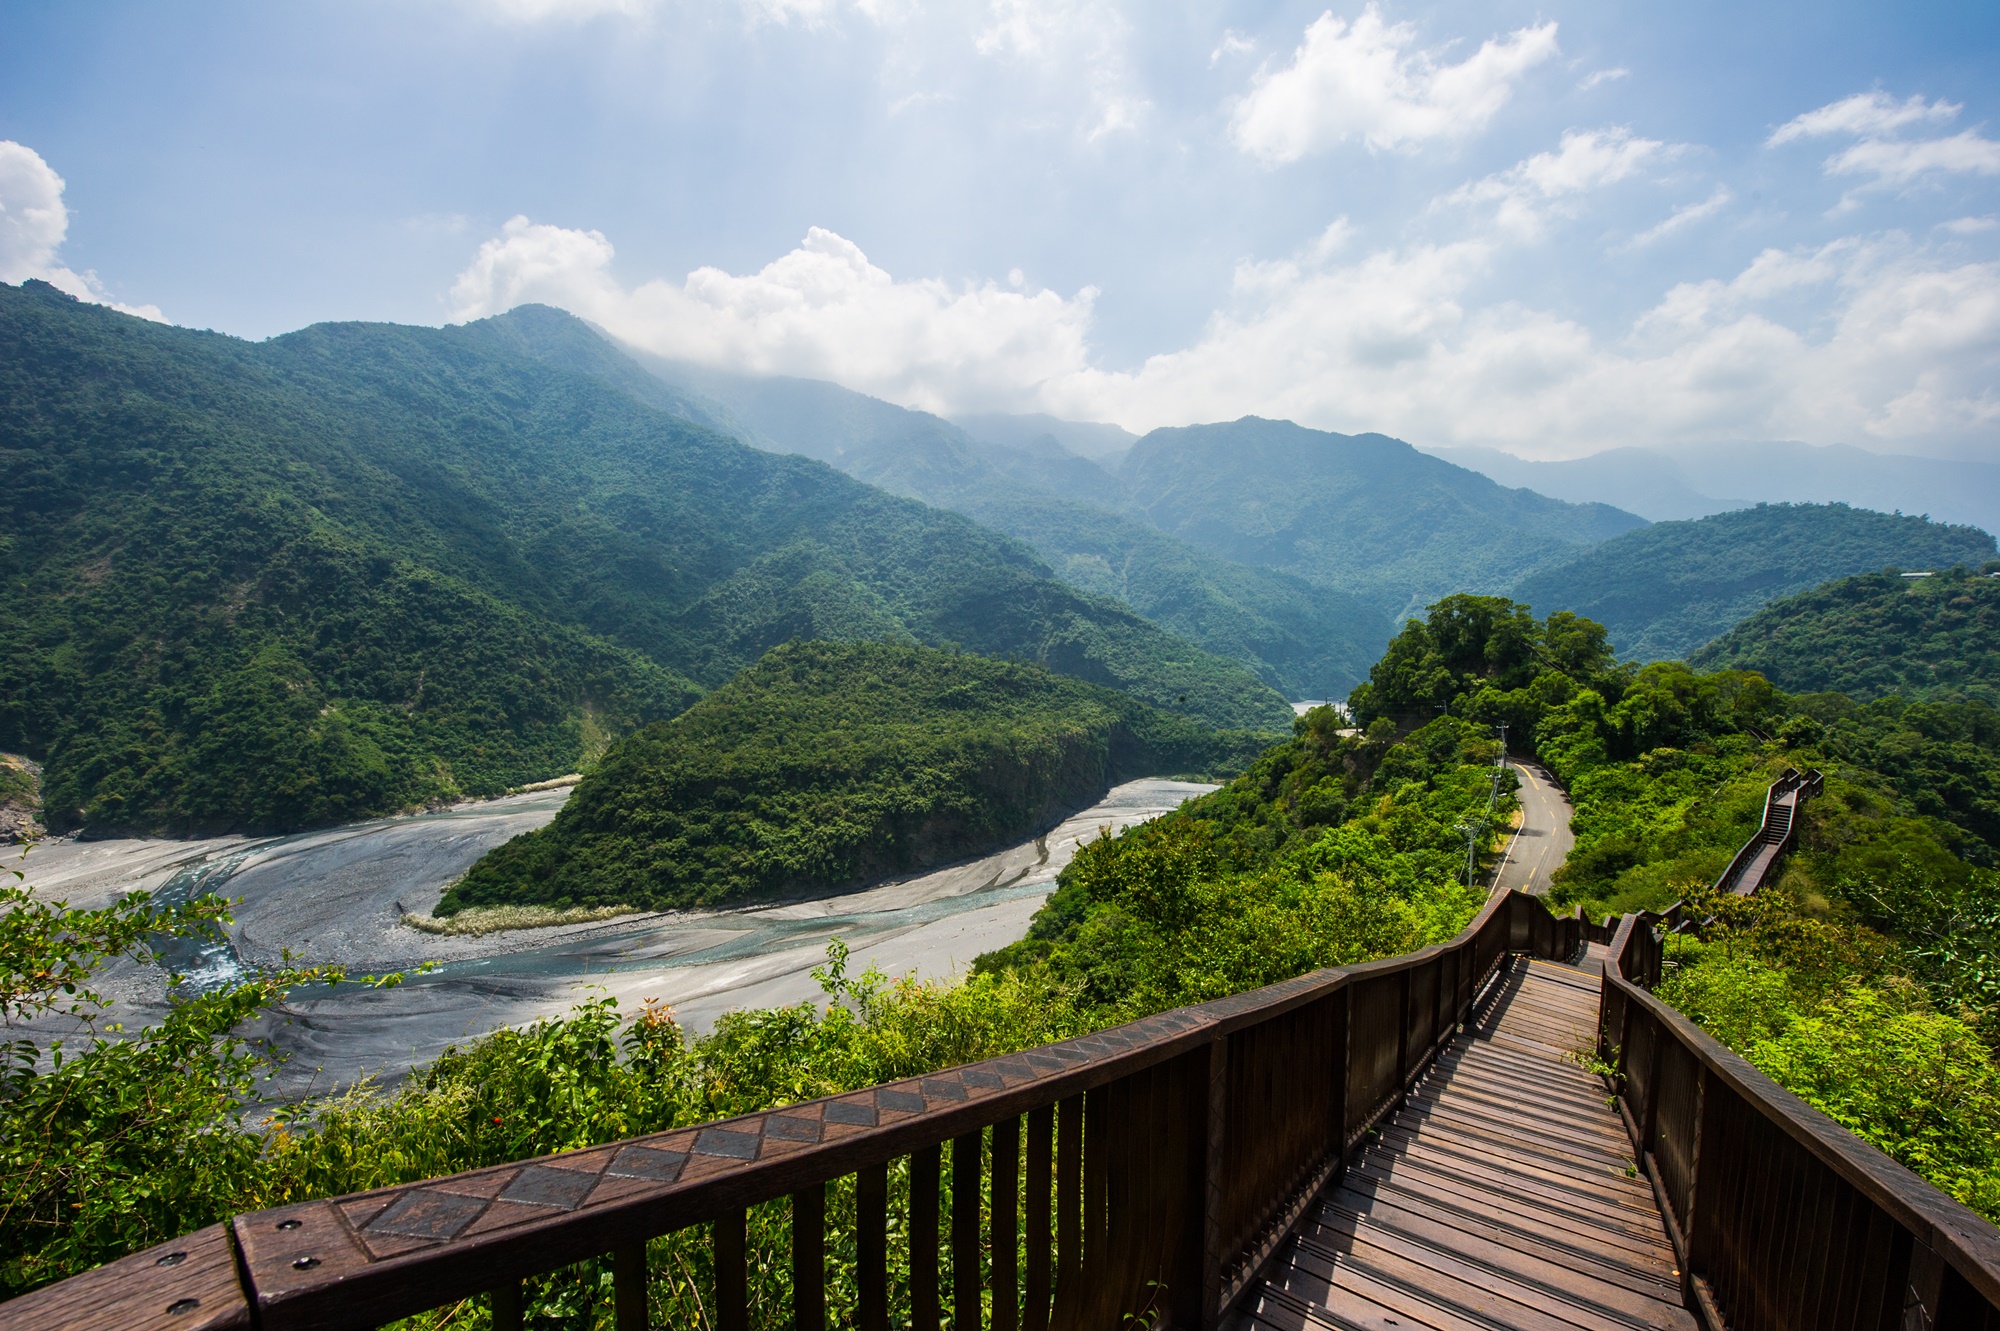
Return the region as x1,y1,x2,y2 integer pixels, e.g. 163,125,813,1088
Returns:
1428,441,2000,536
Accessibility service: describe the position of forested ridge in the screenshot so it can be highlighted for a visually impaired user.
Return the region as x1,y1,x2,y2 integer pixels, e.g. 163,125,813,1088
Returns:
485,307,1396,701
446,641,1273,914
1513,501,1998,662
0,283,1287,836
1691,564,2000,705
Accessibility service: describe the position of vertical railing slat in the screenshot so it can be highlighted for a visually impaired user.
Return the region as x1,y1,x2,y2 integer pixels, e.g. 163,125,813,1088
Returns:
614,1241,647,1331
794,1185,826,1331
913,1144,942,1331
1052,1094,1082,1329
859,1164,889,1331
717,1209,748,1331
953,1131,983,1331
491,1279,523,1331
992,1116,1020,1331
1025,1105,1054,1331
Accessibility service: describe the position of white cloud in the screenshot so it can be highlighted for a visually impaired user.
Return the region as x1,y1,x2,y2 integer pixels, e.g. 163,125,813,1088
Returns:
1444,127,1668,239
449,218,1099,413
1826,130,2000,188
1210,31,1255,66
1768,91,1959,146
1231,6,1558,162
1577,67,1628,92
0,141,162,321
976,0,1148,141
451,212,2000,458
1942,215,1999,235
1626,185,1732,248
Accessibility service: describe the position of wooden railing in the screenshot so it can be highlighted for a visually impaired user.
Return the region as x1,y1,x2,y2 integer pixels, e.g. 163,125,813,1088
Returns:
1712,766,1823,897
1,890,1580,1331
1600,912,2000,1330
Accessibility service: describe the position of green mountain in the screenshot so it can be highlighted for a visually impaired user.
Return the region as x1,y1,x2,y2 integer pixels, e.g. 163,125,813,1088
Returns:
481,307,1393,700
1117,417,1647,620
0,282,1286,835
1511,503,1998,663
446,640,1265,913
1690,565,2000,705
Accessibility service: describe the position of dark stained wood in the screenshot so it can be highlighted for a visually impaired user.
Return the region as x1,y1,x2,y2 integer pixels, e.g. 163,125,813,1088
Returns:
0,1224,248,1331
716,1210,747,1331
793,1184,825,1331
1233,960,1699,1331
991,1116,1019,1331
857,1164,888,1331
1024,1105,1053,1331
952,1132,982,1331
912,1145,941,1331
614,1240,646,1331
492,1278,522,1331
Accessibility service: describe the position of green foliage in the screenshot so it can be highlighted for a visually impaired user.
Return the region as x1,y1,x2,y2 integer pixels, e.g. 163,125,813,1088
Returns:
447,641,1273,914
0,283,1286,837
1691,565,2000,706
1658,894,2000,1220
1513,502,1997,663
1118,417,1644,618
977,710,1507,1022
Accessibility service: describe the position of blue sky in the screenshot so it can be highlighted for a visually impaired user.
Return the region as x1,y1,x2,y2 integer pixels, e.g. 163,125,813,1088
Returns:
3,0,1998,459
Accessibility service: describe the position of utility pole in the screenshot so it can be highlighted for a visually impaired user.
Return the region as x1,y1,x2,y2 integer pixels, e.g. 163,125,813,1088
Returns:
1457,819,1480,887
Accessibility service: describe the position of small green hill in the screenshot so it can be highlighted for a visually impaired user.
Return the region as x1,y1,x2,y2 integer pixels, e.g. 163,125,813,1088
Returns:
0,283,1287,836
1512,502,1997,662
444,641,1266,913
1690,566,2000,705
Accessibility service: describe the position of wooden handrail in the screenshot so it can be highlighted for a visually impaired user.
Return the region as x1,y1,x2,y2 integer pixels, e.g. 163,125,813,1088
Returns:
1600,911,2000,1329
0,890,1582,1331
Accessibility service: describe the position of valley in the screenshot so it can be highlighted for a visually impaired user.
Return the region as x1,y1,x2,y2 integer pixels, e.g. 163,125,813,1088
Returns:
22,777,1213,1097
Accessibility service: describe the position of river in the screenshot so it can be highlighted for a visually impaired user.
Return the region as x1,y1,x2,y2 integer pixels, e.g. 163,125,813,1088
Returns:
20,778,1213,1097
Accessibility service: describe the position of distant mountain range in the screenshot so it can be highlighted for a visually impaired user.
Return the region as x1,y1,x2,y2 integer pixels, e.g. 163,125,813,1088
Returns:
490,308,1662,689
1427,441,2000,536
1512,503,1998,662
0,282,1289,835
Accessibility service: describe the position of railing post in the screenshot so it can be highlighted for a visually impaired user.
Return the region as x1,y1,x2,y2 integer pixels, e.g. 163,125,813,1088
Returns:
1394,968,1411,1092
614,1240,647,1331
1679,1068,1709,1310
1196,1037,1227,1331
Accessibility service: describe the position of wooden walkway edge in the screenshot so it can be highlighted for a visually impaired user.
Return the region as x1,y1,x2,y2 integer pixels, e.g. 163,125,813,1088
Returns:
1238,955,1698,1331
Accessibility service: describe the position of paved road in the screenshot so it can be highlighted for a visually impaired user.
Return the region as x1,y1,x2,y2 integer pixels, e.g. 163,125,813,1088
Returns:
1492,759,1575,896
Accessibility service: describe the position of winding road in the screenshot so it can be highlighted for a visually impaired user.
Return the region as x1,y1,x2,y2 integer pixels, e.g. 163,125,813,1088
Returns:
1491,758,1575,896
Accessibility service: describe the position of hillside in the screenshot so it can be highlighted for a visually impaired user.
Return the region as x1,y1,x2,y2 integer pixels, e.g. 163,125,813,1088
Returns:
0,282,1287,835
482,307,1393,699
445,641,1266,913
1511,502,1998,662
1690,566,2000,705
1119,417,1647,619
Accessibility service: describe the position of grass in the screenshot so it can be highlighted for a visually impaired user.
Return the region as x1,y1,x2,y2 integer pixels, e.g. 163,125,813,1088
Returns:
401,903,640,936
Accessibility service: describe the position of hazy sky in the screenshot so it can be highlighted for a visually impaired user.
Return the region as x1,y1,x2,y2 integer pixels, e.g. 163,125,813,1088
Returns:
3,0,1998,458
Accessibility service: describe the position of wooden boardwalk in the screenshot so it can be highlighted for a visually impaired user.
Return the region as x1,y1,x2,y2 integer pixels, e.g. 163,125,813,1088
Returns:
1239,955,1698,1331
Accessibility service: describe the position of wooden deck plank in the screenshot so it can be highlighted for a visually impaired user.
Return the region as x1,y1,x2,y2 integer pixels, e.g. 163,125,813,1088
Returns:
1234,959,1697,1331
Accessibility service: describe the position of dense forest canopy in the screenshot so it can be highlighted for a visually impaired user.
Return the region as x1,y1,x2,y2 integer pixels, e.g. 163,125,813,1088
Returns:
485,307,1395,701
1512,501,1998,663
0,283,1287,835
1118,417,1645,619
446,641,1274,915
1691,564,2000,706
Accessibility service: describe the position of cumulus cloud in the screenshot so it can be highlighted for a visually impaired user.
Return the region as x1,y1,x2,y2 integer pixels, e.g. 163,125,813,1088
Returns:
1444,127,1669,239
452,212,2000,458
449,218,1098,413
1768,91,1959,146
0,141,161,321
1577,67,1628,92
1231,6,1558,162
